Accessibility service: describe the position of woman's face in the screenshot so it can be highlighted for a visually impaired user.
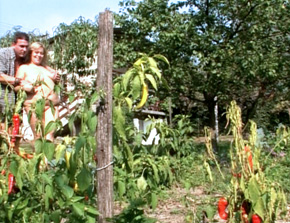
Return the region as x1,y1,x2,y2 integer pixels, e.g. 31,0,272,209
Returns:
31,47,44,65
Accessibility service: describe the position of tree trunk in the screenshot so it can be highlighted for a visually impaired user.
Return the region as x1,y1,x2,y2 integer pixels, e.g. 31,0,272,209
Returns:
96,10,114,223
205,94,218,151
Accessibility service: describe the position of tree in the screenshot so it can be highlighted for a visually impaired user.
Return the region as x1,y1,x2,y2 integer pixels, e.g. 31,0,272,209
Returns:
114,0,290,133
51,17,98,77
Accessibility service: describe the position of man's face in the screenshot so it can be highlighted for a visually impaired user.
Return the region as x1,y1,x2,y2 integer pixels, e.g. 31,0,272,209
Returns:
12,39,29,58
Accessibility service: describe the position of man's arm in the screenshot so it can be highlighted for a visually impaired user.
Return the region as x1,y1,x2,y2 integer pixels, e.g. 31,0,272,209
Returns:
0,72,17,85
0,53,17,85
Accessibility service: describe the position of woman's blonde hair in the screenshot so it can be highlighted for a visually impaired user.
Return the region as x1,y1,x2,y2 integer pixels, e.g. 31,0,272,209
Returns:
25,42,47,66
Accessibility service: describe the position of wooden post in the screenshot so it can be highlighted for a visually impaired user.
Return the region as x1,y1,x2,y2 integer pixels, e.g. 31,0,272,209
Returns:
96,10,114,223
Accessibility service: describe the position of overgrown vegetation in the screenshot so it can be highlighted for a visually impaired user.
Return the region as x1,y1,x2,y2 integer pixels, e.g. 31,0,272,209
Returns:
0,0,290,222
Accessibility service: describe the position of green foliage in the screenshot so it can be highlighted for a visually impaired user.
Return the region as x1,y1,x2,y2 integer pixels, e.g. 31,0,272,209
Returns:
0,27,50,48
146,115,195,157
0,137,98,222
115,0,290,131
0,89,99,222
52,17,98,76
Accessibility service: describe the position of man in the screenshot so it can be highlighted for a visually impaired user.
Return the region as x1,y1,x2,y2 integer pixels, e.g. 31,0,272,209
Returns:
0,32,30,116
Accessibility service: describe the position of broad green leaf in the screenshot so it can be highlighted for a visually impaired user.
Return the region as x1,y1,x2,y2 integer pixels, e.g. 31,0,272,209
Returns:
9,160,18,176
35,138,43,154
148,57,158,68
85,205,100,216
122,68,134,90
205,205,215,220
253,196,266,221
132,75,142,100
43,140,55,161
113,82,121,98
153,54,170,66
113,105,126,139
247,177,260,203
70,196,85,203
75,136,86,154
145,73,157,90
87,113,97,132
61,185,74,199
72,202,85,217
55,144,66,163
44,121,57,136
134,58,143,66
76,168,92,192
90,91,99,105
149,66,162,80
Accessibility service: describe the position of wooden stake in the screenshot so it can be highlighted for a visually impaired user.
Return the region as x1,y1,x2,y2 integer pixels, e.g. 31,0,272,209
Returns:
96,10,114,223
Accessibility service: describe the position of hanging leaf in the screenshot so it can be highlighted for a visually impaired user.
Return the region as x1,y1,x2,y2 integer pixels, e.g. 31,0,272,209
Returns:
145,74,157,90
132,75,142,100
247,177,260,203
76,168,92,192
113,105,126,139
113,82,121,98
43,140,55,161
153,54,170,66
75,135,86,154
44,121,57,136
122,68,134,90
87,112,97,132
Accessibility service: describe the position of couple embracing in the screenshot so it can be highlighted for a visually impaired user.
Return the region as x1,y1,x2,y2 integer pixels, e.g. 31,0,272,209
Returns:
0,32,60,142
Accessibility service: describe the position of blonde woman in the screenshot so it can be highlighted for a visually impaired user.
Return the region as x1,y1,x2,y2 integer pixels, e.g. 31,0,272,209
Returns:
16,42,60,141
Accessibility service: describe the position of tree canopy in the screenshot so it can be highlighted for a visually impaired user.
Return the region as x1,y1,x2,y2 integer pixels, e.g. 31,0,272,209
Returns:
114,0,290,131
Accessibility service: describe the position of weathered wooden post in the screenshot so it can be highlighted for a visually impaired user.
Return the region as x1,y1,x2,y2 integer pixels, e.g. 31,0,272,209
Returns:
96,10,114,223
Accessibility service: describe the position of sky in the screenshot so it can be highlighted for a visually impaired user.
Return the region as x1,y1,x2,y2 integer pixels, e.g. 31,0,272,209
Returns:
0,0,121,37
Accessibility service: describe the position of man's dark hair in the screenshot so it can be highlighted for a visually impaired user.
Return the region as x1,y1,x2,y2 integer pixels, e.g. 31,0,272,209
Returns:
13,32,29,43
